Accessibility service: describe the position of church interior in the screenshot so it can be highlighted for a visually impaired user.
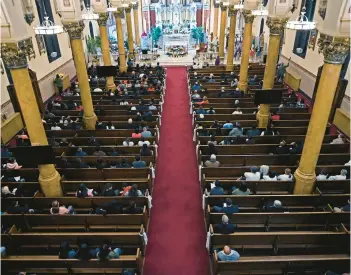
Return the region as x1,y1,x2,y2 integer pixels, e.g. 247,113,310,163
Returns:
0,0,350,274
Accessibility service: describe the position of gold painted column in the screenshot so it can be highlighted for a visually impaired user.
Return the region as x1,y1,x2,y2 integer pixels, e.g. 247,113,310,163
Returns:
257,17,287,128
125,6,135,58
213,2,219,38
238,11,255,92
97,13,116,91
114,9,127,73
226,7,238,71
132,2,141,46
64,20,97,129
1,43,62,197
294,34,350,194
218,3,227,60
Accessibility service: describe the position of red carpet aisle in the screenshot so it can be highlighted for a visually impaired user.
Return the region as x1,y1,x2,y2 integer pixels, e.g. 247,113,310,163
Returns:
143,67,209,275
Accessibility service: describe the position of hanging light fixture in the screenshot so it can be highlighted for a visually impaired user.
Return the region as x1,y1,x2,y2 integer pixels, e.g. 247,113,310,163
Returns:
107,2,117,12
234,0,244,9
82,6,99,20
34,0,63,35
252,0,268,17
286,4,316,30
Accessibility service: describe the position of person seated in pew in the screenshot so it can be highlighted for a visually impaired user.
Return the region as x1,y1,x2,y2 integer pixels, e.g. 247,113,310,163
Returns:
106,121,115,130
229,123,244,137
57,157,73,168
296,98,305,108
125,184,143,197
233,99,240,108
123,138,135,147
5,201,37,214
246,125,260,137
275,141,288,155
88,136,100,146
95,200,122,215
288,141,303,154
259,165,270,179
223,120,234,129
140,144,153,156
213,198,239,214
123,201,143,214
316,169,328,181
96,120,105,130
195,96,209,106
149,101,158,111
262,200,283,212
138,137,151,147
132,128,142,138
243,166,260,181
196,105,207,115
59,241,77,259
76,243,100,260
50,200,76,215
49,136,60,147
108,147,119,156
217,245,240,261
120,99,130,106
214,215,236,234
206,180,225,195
333,199,351,213
277,168,294,181
132,156,147,168
97,244,122,261
96,158,108,169
260,125,275,136
51,122,62,131
75,147,88,157
3,157,22,170
192,90,201,101
205,154,220,168
119,158,132,168
231,78,238,87
211,120,222,129
1,186,16,198
127,118,136,129
271,112,280,121
109,161,119,168
232,107,243,115
208,135,218,145
330,134,346,144
141,127,153,138
328,169,348,180
76,183,95,198
1,145,12,158
232,181,252,195
191,82,201,91
101,183,119,196
93,146,106,157
248,74,259,85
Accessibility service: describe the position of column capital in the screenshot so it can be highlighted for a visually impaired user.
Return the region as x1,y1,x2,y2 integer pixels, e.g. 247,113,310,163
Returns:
125,6,132,13
132,2,139,9
214,2,219,8
243,10,255,23
228,6,238,17
1,42,28,69
63,20,85,40
266,16,288,36
97,12,109,26
220,2,228,11
113,8,125,18
318,33,350,64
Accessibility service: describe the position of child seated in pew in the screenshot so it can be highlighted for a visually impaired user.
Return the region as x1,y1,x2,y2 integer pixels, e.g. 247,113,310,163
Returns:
50,200,76,215
217,245,240,261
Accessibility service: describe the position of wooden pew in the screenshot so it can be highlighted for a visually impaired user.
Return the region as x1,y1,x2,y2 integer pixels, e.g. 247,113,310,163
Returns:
46,129,158,138
195,113,311,120
193,107,309,113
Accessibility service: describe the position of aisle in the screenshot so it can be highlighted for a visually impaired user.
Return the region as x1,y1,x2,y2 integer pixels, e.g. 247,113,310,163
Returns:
143,67,209,275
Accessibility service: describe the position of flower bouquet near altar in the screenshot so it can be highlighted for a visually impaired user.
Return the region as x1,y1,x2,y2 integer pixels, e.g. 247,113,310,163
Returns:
166,45,187,57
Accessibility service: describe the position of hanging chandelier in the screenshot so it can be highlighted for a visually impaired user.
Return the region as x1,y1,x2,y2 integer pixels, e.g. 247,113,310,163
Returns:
234,0,244,9
107,2,117,12
286,6,316,30
82,6,99,20
34,16,64,35
252,0,268,17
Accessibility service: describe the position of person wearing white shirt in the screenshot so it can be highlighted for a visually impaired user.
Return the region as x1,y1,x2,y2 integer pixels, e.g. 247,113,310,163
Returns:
120,100,129,106
232,107,242,115
316,170,328,181
277,168,294,181
344,160,351,166
330,134,345,144
328,169,348,180
93,87,103,92
123,138,134,147
244,166,260,181
262,172,278,181
138,138,151,147
51,123,62,131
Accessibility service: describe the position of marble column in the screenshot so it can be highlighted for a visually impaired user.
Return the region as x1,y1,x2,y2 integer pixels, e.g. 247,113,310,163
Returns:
114,9,127,72
125,6,135,58
218,2,227,60
226,6,238,71
132,2,141,46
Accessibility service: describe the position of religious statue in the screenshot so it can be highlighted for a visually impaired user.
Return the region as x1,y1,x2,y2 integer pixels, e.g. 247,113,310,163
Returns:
190,1,197,22
155,4,162,24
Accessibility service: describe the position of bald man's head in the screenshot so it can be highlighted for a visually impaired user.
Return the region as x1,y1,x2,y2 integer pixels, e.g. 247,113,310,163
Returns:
223,246,231,255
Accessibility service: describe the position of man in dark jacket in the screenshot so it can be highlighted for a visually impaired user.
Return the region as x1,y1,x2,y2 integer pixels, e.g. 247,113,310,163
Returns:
214,214,236,234
213,198,239,214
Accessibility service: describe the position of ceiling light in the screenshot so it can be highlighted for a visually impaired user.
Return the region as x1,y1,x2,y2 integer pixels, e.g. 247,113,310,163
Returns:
34,16,64,35
286,6,316,30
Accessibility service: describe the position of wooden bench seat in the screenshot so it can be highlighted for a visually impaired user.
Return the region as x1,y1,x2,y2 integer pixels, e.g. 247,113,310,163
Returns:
193,106,309,113
195,113,311,120
46,129,158,138
197,119,311,127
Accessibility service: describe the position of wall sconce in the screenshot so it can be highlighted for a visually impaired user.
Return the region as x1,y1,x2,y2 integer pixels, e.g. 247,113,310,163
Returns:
22,0,35,25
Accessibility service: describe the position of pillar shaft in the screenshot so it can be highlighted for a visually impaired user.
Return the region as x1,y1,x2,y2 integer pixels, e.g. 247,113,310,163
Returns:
64,21,97,130
238,10,254,91
226,7,237,71
114,10,127,73
213,3,219,38
218,3,227,59
125,7,135,57
133,3,141,46
98,13,116,91
257,17,287,128
1,43,62,197
294,34,350,194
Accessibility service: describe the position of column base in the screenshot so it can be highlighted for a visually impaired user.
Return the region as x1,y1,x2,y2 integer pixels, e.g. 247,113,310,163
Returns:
38,165,63,197
219,56,225,62
83,113,98,130
106,78,116,92
256,110,270,128
226,64,234,71
293,168,316,194
119,65,127,73
238,81,248,93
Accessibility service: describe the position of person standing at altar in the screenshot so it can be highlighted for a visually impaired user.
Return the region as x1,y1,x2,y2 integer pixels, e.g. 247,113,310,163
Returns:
215,56,220,66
